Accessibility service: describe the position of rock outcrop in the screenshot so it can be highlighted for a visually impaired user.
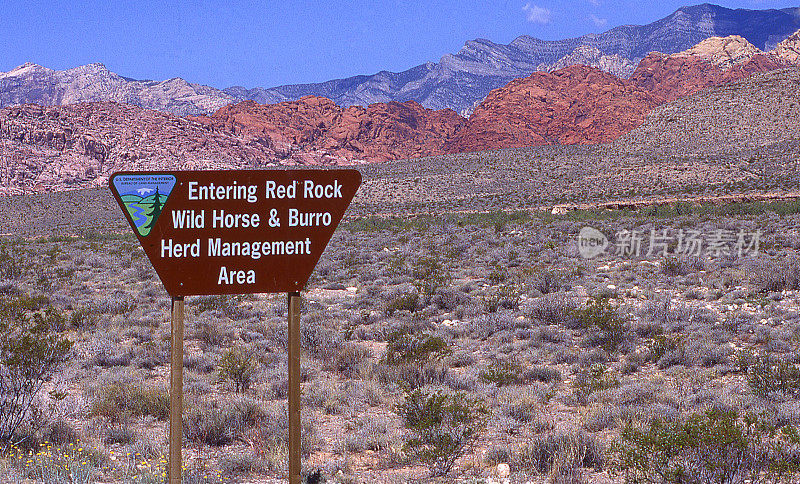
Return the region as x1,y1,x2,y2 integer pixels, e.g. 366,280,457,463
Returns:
192,97,465,162
775,30,800,63
446,65,663,151
0,102,353,194
0,97,465,193
672,35,762,69
539,45,639,78
447,34,793,153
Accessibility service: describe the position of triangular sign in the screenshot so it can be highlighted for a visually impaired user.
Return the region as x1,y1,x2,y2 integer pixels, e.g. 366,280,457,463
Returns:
112,174,176,236
109,170,361,297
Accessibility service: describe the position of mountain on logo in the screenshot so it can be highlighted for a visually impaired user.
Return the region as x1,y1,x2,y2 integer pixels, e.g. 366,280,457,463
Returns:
110,174,177,237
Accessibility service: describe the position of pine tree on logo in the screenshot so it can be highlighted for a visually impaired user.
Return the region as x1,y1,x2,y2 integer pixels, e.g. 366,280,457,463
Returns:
145,187,162,229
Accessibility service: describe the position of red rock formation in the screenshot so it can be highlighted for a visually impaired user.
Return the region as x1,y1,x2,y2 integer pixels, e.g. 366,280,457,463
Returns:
0,101,344,193
194,96,465,162
447,65,664,152
629,52,786,101
448,51,786,153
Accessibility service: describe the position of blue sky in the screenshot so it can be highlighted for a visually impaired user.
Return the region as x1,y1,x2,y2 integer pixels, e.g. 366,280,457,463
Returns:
1,1,798,89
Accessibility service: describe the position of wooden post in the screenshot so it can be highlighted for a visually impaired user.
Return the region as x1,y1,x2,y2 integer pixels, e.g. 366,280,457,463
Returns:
169,297,185,484
288,291,301,484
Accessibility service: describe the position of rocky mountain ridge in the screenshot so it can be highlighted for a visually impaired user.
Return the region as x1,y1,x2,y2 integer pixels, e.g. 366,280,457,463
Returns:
2,4,799,116
0,62,234,116
223,3,800,115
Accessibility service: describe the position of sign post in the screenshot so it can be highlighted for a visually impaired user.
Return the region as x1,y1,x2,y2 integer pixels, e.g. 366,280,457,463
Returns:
288,291,301,484
109,170,361,484
169,297,184,484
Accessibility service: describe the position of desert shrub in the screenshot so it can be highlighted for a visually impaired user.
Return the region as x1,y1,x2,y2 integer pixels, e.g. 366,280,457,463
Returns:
574,295,626,352
523,293,578,326
184,396,268,447
330,342,372,379
345,415,390,452
487,264,508,285
0,245,22,280
513,430,603,475
68,307,98,329
412,255,451,301
447,351,476,368
485,447,511,466
638,299,693,326
482,284,521,312
104,425,135,445
431,287,471,311
385,293,419,315
90,382,169,422
524,365,562,383
609,409,800,484
397,388,488,477
92,345,134,368
528,269,562,295
471,312,516,339
0,297,73,442
189,294,245,316
192,318,233,347
479,360,523,386
499,385,552,424
219,452,265,475
300,318,343,360
661,256,704,276
379,362,450,391
579,348,610,366
747,354,800,399
185,353,214,373
688,341,732,368
574,363,619,403
42,419,79,446
749,256,800,293
218,347,257,393
381,330,451,366
645,334,684,362
248,403,317,462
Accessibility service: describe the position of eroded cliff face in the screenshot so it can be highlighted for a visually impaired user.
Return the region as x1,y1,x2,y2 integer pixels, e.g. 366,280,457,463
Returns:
0,101,352,194
0,97,466,193
192,97,465,163
445,35,793,153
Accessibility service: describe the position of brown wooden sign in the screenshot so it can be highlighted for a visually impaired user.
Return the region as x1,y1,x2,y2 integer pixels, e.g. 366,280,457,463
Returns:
109,169,361,296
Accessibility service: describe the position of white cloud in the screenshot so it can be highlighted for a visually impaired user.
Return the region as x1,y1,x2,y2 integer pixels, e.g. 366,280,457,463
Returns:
589,14,607,27
522,3,552,24
588,0,600,5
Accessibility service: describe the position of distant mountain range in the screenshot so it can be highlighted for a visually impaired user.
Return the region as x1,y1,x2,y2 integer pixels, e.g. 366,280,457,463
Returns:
2,29,798,194
1,3,799,116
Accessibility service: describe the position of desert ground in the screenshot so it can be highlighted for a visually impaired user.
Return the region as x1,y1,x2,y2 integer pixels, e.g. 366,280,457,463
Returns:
1,132,800,484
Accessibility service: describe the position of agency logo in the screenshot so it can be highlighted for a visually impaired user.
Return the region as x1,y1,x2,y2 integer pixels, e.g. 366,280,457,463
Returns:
111,174,176,236
577,226,609,259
